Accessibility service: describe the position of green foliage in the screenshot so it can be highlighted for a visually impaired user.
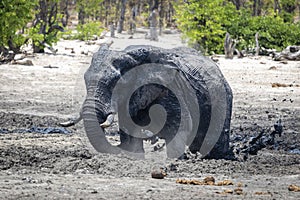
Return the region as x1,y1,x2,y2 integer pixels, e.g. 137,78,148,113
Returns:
0,0,64,53
75,21,104,41
76,0,104,21
175,0,238,54
278,0,298,22
175,0,300,54
0,0,37,50
27,23,62,51
29,0,65,52
229,11,300,51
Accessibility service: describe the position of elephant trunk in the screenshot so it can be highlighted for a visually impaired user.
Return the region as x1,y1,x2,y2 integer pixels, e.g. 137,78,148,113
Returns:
82,90,120,154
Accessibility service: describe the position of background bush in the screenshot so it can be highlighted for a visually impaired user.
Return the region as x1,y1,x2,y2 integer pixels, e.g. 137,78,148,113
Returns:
175,0,300,55
0,0,37,53
75,21,104,41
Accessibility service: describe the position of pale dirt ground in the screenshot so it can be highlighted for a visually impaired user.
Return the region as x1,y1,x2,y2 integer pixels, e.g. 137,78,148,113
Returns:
0,31,299,199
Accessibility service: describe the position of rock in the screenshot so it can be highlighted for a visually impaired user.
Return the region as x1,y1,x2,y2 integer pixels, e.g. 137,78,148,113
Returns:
268,66,277,70
81,51,88,55
280,61,288,64
91,189,98,194
151,169,166,179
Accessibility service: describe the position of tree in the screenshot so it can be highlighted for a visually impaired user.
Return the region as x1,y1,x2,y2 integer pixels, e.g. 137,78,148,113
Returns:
175,0,238,54
117,0,127,33
76,0,104,24
30,0,64,53
0,0,37,55
59,0,70,27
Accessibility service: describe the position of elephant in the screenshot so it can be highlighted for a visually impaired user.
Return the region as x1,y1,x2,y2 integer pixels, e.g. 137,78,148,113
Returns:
61,45,233,159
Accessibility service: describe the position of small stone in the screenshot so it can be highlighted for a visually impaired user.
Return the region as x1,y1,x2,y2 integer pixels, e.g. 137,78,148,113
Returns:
91,189,98,194
280,61,288,64
151,169,165,179
268,66,277,70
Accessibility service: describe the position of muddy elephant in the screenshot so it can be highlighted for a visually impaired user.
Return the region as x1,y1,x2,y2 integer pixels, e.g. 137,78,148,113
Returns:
62,45,233,159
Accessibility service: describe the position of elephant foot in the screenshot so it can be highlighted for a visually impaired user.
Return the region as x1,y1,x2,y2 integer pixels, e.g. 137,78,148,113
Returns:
119,131,145,159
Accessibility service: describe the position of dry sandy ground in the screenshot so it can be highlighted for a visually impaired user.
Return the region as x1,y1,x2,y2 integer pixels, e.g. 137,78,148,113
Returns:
0,31,299,199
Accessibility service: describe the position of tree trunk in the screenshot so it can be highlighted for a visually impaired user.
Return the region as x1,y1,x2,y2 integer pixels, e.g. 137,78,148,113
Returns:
231,0,241,10
129,4,136,34
274,0,281,13
110,24,115,37
32,0,61,53
158,0,163,35
255,32,259,56
78,4,85,25
149,9,158,41
224,32,235,59
253,0,262,16
60,0,69,27
117,0,127,33
38,0,48,34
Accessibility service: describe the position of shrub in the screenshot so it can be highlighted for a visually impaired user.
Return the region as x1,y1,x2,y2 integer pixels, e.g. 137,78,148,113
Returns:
229,12,300,51
175,0,238,54
0,0,37,53
175,1,300,54
74,21,104,41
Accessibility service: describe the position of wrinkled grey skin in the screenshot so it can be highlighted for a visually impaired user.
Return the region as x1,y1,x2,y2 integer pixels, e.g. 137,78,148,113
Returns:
81,45,233,159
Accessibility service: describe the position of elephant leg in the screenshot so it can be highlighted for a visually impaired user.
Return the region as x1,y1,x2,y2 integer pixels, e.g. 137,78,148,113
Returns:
164,131,186,159
118,129,145,158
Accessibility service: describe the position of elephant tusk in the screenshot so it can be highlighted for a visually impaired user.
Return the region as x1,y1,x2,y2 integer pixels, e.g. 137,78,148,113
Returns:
59,113,82,127
100,113,115,128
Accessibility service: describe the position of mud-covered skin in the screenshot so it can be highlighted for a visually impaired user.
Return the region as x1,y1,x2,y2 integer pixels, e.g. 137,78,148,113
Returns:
83,45,233,159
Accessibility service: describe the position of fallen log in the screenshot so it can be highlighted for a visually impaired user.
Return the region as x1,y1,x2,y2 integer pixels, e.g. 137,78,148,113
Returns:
274,46,300,61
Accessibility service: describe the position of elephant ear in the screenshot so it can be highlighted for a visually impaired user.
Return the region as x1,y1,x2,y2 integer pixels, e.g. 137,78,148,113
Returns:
84,44,111,89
